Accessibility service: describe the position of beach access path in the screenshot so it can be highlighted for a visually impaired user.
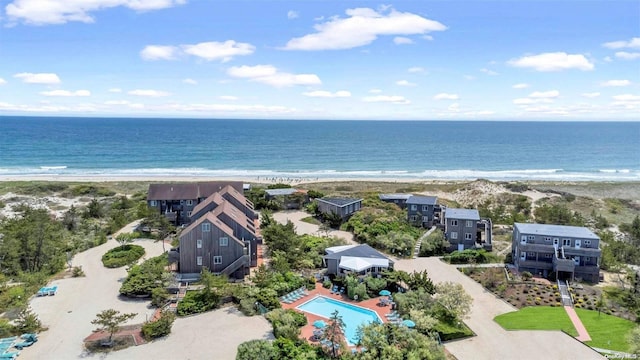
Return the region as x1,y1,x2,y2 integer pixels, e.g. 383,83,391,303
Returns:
272,210,357,245
395,257,604,360
22,220,273,360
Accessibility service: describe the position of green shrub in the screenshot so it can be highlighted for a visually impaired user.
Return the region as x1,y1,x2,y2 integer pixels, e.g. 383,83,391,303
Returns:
71,266,85,277
119,254,168,297
101,244,145,268
142,311,175,340
444,249,491,264
176,290,221,316
151,287,170,308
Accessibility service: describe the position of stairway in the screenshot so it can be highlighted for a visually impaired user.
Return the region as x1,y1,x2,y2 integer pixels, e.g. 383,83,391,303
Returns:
557,279,573,307
414,226,436,258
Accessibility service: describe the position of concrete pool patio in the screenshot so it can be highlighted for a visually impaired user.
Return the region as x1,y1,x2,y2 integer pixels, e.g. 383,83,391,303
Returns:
280,283,392,345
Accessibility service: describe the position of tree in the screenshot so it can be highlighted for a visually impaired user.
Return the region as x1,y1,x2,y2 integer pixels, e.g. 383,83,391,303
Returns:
322,310,346,359
91,309,137,344
595,293,605,317
115,232,138,248
434,282,473,321
420,230,450,257
141,310,175,340
85,198,103,218
14,307,42,333
353,322,445,360
236,339,277,360
406,270,436,294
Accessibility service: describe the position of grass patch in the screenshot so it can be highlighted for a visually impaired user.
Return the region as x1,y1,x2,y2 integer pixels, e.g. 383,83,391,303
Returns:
494,306,578,336
101,244,145,268
300,216,321,225
434,321,474,341
576,308,635,352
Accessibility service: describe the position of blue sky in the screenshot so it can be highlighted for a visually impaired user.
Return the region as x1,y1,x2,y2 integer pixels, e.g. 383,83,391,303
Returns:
0,0,638,120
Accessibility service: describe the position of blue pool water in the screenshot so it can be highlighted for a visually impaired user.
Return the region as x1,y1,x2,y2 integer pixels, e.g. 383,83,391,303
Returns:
296,296,382,345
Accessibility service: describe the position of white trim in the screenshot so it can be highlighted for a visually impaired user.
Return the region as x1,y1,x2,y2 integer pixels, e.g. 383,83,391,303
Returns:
213,256,222,264
196,256,202,266
197,239,202,249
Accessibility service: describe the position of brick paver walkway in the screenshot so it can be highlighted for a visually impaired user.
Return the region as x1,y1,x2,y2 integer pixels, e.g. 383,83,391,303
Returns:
564,306,592,342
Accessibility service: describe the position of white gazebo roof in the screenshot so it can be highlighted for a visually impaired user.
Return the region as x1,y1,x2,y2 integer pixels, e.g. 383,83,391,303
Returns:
325,245,358,254
338,256,389,272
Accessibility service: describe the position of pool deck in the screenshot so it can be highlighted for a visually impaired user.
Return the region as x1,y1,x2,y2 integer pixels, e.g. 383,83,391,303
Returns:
281,283,393,345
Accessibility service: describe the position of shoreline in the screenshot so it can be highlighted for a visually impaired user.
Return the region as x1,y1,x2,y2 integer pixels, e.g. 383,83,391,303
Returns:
0,175,639,185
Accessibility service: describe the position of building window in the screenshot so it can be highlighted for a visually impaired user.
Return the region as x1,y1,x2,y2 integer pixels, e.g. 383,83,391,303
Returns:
150,200,157,206
197,239,202,249
585,257,591,262
202,223,211,232
187,211,192,217
465,233,472,240
410,215,418,221
422,205,428,211
584,240,591,246
410,205,417,211
186,199,193,206
451,232,458,239
562,238,571,246
544,237,552,242
544,253,552,258
520,252,526,260
213,256,222,264
451,220,458,226
553,238,559,245
528,235,535,241
196,256,202,266
422,216,429,222
466,220,473,228
219,237,229,246
180,200,185,205
161,200,166,205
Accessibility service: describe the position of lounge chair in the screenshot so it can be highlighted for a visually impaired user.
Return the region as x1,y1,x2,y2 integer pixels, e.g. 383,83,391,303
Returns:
330,285,338,294
385,311,398,318
339,287,345,295
37,287,48,296
0,351,19,359
14,339,35,350
48,285,58,295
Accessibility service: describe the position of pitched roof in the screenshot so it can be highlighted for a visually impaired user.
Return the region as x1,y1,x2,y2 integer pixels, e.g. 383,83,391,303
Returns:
180,212,243,246
445,208,480,220
317,197,362,207
147,181,243,201
219,185,254,209
406,195,437,205
379,193,412,201
514,223,600,240
324,244,392,263
210,201,256,238
191,192,225,217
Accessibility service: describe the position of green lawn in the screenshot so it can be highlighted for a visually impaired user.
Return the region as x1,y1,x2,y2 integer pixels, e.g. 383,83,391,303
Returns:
494,307,636,353
576,308,635,352
494,306,578,336
300,216,321,225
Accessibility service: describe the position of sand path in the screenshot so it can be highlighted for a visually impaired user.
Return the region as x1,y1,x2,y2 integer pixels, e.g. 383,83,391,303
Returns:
272,210,357,245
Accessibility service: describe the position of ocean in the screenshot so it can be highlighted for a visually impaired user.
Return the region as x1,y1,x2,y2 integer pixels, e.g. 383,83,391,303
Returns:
0,116,638,181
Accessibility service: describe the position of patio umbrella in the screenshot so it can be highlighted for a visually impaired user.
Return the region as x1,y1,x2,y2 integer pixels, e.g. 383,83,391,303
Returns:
313,320,327,329
379,290,391,296
402,319,416,328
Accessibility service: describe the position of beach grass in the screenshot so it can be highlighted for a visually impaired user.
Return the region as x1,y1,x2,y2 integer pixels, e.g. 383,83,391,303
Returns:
576,308,635,352
494,306,579,336
300,216,321,225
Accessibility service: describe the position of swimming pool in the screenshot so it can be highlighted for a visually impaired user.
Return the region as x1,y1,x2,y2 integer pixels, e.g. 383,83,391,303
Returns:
296,296,382,345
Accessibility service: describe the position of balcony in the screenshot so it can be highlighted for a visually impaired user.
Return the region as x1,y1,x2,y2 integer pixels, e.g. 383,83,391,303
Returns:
563,247,601,257
553,257,575,273
518,259,553,270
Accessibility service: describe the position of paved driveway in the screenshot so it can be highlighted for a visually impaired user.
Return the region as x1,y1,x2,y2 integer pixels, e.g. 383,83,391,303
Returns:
395,257,604,360
272,210,356,245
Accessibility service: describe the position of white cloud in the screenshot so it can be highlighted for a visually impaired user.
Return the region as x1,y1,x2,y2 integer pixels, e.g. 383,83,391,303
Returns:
14,72,61,84
219,95,238,101
183,78,197,85
422,35,433,41
615,52,640,60
611,94,640,109
433,93,459,100
529,90,559,98
287,10,298,19
362,95,410,104
283,7,446,50
227,65,277,78
393,36,413,45
602,80,631,87
604,56,613,62
480,68,498,76
512,83,530,89
602,37,640,49
104,100,130,105
464,75,476,81
128,89,170,97
164,103,296,115
0,78,6,85
448,103,460,112
396,80,416,87
227,64,321,87
140,45,178,61
5,0,186,25
108,88,122,93
368,88,382,93
407,67,425,73
581,92,600,98
302,90,351,98
41,89,90,97
612,94,640,101
181,41,255,62
508,52,594,71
